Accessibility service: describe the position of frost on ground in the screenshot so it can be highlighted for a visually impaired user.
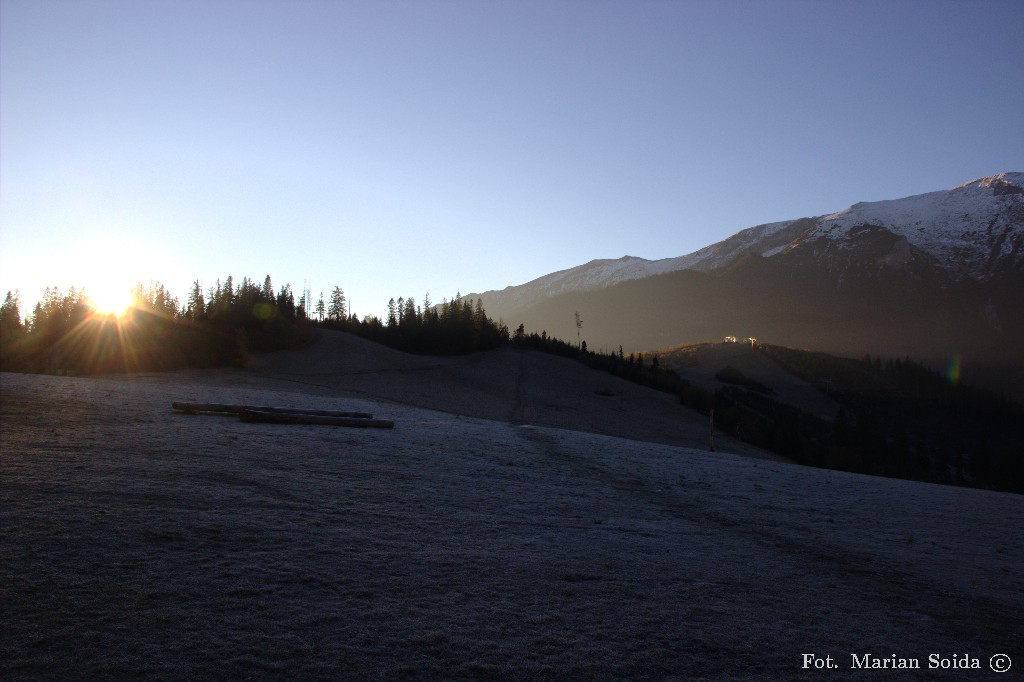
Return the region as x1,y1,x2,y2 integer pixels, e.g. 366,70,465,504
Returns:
1,365,1022,680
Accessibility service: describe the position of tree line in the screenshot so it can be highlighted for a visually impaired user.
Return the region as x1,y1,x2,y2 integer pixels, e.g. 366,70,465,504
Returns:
0,276,311,374
761,346,1024,492
317,292,510,355
0,280,513,373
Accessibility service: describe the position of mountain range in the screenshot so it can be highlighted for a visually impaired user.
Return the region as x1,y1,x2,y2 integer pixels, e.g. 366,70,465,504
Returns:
470,172,1024,393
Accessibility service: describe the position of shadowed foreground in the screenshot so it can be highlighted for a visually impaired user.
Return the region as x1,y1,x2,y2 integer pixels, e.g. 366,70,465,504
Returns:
1,350,1021,678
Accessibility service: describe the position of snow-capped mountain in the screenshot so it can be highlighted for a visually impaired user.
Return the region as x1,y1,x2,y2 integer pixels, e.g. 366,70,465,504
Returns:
472,173,1024,380
468,255,682,315
782,172,1023,280
473,172,1024,315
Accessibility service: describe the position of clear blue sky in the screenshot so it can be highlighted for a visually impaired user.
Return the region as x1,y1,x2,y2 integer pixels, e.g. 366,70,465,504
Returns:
2,0,1022,319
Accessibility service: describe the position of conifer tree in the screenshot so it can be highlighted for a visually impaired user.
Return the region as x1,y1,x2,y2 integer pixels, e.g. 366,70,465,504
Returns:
223,275,234,306
403,297,416,326
316,293,326,322
387,298,397,327
328,287,346,322
1,290,23,335
277,285,295,317
187,281,205,321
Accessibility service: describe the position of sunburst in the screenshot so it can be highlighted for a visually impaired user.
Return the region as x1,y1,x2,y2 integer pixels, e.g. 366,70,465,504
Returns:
87,281,136,318
77,235,142,318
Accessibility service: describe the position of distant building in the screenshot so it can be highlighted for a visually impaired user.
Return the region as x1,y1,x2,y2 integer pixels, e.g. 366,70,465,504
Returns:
723,335,759,347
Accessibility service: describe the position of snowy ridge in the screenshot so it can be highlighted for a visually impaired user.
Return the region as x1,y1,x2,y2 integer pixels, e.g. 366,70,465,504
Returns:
810,172,1024,278
481,255,683,311
475,173,1023,312
662,172,1023,279
532,255,675,294
483,219,812,309
665,219,813,271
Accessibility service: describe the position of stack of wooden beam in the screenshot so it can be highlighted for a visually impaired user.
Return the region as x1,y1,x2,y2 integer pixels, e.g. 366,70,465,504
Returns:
171,402,394,428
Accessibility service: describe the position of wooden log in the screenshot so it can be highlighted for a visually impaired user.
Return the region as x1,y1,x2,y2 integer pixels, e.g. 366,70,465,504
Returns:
172,402,373,419
172,402,242,415
238,409,394,429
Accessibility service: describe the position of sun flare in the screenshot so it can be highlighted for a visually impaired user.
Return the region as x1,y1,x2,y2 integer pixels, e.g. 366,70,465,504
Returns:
88,283,136,318
74,235,148,318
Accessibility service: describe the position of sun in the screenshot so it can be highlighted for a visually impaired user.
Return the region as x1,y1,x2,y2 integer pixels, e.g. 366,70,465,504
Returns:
88,281,136,318
75,234,146,318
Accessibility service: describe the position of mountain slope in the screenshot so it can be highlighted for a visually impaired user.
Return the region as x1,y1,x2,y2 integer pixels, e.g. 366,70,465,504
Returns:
809,172,1024,280
473,172,1023,316
471,173,1024,395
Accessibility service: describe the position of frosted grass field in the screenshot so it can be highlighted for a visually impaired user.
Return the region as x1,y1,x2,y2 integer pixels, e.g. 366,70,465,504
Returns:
2,343,1021,679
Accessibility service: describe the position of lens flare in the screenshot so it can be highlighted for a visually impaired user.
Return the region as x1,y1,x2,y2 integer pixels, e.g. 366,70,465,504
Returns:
947,354,961,387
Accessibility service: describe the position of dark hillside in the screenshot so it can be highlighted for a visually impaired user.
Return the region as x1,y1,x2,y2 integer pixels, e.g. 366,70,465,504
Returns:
254,329,776,459
655,341,1024,492
490,246,1024,402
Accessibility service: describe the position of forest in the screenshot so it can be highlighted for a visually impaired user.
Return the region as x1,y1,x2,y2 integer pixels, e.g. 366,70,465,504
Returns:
0,279,510,374
318,290,510,355
2,277,1021,493
0,277,310,374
